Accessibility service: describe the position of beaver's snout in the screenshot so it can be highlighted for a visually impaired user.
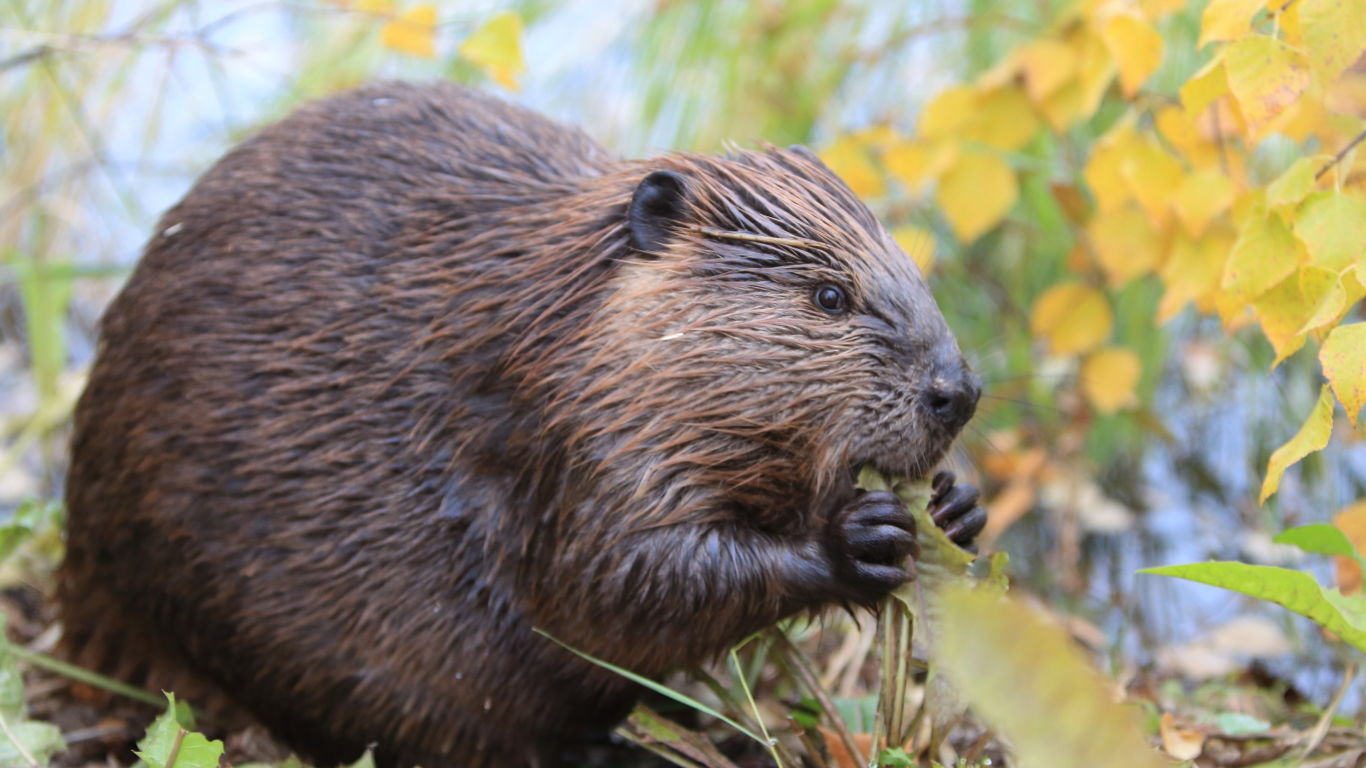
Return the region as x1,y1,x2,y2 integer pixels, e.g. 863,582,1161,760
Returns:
918,349,980,434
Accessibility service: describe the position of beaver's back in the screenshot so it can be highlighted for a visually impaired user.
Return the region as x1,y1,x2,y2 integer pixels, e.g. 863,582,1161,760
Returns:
59,82,626,767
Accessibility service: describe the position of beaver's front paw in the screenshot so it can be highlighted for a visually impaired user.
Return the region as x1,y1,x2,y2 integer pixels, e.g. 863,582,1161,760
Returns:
929,470,987,548
827,490,919,604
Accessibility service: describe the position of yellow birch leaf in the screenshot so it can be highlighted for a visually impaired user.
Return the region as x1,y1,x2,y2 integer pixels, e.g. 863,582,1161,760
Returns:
1075,28,1117,120
1296,265,1348,334
1089,205,1161,287
849,124,899,150
892,225,936,274
1181,56,1230,116
380,3,437,58
1321,322,1366,425
459,11,526,90
1030,282,1113,356
1158,227,1233,322
1173,169,1235,237
1260,384,1335,502
1020,39,1077,103
1224,35,1311,135
936,150,1018,243
963,87,1040,151
1121,139,1184,225
919,86,978,140
1199,0,1265,47
1082,346,1142,413
1300,0,1366,84
1266,157,1320,209
1084,125,1140,212
1155,106,1220,168
883,139,956,192
1252,271,1314,363
1294,191,1366,271
820,136,885,200
1102,13,1164,97
356,0,394,12
1223,213,1298,301
1040,79,1085,131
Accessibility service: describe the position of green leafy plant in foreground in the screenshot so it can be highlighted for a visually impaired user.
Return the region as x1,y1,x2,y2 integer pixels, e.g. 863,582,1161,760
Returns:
0,617,63,767
1140,524,1366,655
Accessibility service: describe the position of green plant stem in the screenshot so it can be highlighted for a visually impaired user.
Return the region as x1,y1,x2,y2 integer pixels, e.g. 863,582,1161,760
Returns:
728,649,783,768
7,645,164,707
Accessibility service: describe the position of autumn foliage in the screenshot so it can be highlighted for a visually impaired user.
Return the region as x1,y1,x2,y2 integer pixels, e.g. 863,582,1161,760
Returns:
818,0,1366,503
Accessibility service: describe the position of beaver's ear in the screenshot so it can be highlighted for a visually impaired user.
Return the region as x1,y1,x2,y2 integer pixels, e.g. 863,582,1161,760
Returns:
629,170,690,255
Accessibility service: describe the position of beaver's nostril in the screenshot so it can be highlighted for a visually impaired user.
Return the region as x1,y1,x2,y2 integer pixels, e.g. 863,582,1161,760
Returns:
922,382,978,431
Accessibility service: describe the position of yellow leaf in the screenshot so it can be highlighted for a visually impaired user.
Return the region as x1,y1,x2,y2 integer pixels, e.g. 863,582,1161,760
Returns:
936,588,1173,768
1156,106,1220,168
936,150,1018,242
1322,322,1366,425
380,3,437,58
1265,157,1320,209
1075,28,1117,121
459,11,525,90
919,86,977,140
820,136,885,200
1120,139,1184,225
1089,205,1161,287
1199,0,1265,47
1300,0,1366,84
891,225,936,274
1181,56,1230,116
1031,282,1114,356
356,0,395,12
963,87,1040,151
1082,346,1142,413
1019,39,1077,103
883,139,956,192
1158,227,1233,322
1173,169,1236,237
1102,13,1164,96
1296,265,1348,334
1224,35,1311,135
1259,384,1335,502
1084,125,1140,212
1223,213,1298,301
1251,271,1313,363
1040,79,1086,131
1294,191,1366,271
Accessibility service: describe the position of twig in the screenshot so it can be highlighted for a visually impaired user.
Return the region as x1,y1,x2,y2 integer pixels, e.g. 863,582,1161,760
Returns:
774,632,866,767
1296,662,1356,759
1315,128,1366,180
0,44,51,72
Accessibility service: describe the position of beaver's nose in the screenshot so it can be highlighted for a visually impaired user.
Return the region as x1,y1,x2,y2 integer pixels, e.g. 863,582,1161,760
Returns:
920,361,980,432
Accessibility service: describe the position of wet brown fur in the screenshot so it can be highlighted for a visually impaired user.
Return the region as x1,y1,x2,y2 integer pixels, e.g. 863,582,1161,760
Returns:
59,82,971,767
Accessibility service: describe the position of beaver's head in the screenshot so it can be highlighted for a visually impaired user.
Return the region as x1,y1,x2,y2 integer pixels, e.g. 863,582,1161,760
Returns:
549,147,978,525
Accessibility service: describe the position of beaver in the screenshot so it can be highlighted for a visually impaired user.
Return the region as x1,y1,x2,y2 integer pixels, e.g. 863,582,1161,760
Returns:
58,82,986,767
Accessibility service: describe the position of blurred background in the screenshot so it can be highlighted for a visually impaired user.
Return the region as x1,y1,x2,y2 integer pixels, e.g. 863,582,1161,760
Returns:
2,0,1365,760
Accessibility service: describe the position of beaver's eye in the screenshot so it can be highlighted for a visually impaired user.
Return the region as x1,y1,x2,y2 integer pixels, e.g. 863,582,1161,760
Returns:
813,284,847,314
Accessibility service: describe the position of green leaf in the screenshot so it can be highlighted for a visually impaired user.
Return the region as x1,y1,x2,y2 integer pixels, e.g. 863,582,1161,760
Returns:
0,616,65,766
0,720,65,768
878,746,917,766
1274,524,1366,573
135,693,224,768
1139,562,1366,654
1214,712,1269,735
935,587,1172,768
